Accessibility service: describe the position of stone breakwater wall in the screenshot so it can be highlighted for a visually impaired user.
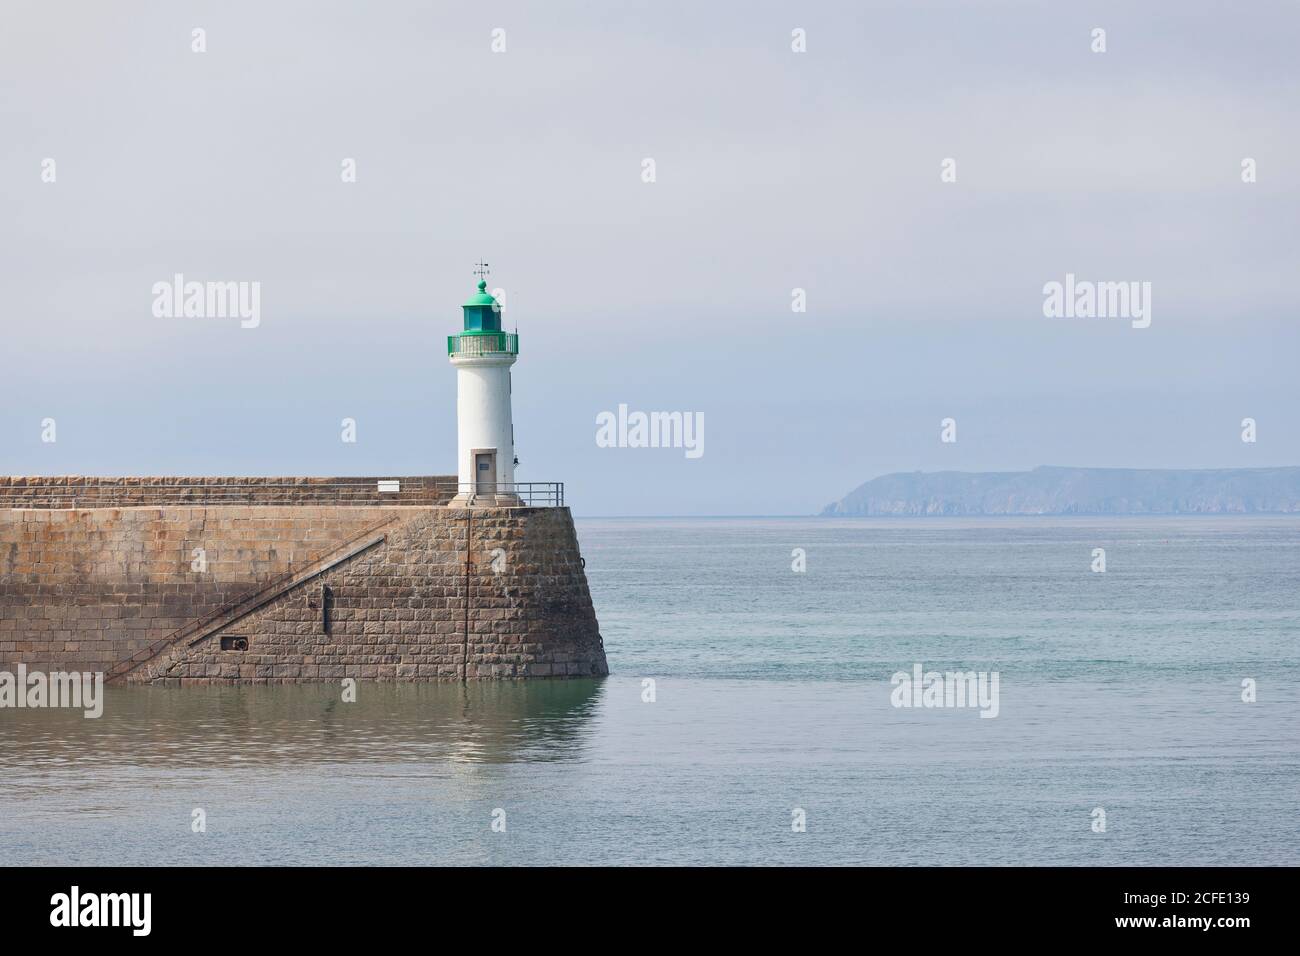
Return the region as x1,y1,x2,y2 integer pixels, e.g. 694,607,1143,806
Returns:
0,494,607,684
0,475,457,508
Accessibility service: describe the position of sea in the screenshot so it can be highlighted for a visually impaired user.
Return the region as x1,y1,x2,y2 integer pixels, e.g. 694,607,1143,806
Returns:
1,517,1297,866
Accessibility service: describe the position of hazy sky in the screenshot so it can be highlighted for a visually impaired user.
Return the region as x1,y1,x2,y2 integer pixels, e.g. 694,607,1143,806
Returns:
2,1,1297,515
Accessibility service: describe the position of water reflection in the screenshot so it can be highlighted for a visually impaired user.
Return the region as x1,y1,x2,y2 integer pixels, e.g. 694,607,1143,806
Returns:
0,680,606,770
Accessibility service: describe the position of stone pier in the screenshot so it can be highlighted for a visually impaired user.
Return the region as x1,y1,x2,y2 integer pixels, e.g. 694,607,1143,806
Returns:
0,477,608,684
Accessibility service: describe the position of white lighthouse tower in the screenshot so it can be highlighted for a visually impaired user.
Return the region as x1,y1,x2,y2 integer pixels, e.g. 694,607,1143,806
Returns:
447,264,518,506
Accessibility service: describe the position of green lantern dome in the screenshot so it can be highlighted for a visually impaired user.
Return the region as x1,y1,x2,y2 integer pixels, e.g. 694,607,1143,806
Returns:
464,280,497,308
461,280,502,332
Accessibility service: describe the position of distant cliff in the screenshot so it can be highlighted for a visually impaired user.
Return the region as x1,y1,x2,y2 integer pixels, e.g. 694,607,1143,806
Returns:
821,466,1300,516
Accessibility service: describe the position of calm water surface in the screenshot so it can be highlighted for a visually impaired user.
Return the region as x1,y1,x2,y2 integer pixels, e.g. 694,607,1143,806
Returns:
2,517,1297,865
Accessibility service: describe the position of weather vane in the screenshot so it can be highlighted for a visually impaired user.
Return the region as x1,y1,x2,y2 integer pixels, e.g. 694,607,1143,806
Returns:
473,259,490,282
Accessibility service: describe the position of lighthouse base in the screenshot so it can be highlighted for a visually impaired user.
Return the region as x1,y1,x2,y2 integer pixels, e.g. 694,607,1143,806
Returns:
447,492,523,509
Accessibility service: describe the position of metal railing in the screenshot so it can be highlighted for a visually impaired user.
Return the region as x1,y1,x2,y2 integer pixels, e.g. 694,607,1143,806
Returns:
447,331,519,357
440,482,564,507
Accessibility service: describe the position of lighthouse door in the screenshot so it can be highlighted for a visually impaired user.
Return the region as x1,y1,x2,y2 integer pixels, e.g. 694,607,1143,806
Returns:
474,451,497,494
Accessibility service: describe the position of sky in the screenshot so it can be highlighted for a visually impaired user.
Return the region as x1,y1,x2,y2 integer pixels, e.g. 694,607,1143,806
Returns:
2,1,1297,515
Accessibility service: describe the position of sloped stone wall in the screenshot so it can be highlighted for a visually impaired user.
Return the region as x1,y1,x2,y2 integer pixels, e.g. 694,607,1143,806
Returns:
0,506,397,674
132,507,607,683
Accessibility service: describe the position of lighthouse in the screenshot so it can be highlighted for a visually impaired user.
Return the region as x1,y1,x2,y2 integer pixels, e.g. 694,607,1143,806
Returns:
447,265,518,505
